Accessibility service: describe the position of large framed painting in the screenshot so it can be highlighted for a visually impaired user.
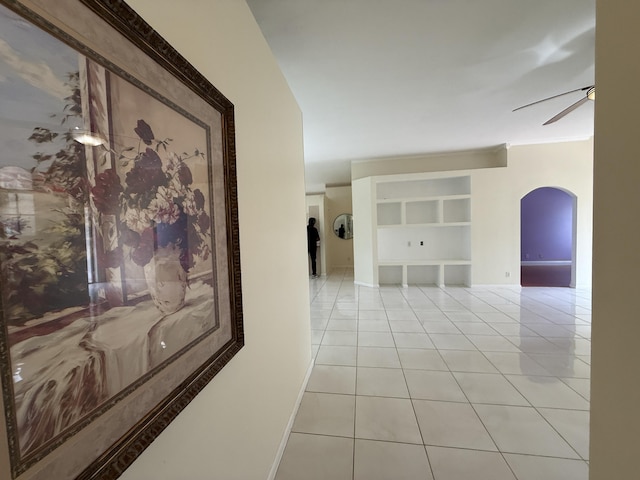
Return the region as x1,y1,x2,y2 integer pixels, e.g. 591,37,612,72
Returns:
0,0,243,478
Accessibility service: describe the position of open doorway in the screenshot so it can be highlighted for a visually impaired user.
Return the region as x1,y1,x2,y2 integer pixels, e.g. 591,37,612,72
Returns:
307,205,321,276
521,187,576,287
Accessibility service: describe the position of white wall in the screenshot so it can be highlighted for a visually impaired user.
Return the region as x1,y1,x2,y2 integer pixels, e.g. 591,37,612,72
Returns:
472,141,593,287
590,1,640,478
352,177,377,286
324,186,354,270
117,1,311,479
352,140,593,287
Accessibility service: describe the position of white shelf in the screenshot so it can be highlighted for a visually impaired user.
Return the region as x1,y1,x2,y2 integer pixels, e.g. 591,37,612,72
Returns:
377,193,470,203
379,260,471,266
376,196,470,227
377,222,470,228
377,202,402,225
377,261,471,287
374,175,472,287
406,200,438,224
443,264,471,286
407,264,439,285
377,176,470,200
443,197,471,223
378,265,403,284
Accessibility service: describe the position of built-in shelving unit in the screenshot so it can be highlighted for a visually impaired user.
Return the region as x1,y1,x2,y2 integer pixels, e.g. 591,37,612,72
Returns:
376,176,471,286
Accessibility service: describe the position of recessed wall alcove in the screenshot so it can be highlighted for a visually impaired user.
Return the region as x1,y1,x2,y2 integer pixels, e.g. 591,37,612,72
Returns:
520,187,576,287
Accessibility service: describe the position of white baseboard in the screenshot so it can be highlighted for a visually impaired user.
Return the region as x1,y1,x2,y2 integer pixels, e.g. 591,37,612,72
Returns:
354,281,378,288
267,358,315,480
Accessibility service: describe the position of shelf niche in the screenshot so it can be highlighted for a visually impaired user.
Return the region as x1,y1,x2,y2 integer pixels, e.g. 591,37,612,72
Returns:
444,264,471,286
406,200,438,224
378,265,403,285
407,265,439,285
443,198,470,223
377,202,401,225
377,176,470,200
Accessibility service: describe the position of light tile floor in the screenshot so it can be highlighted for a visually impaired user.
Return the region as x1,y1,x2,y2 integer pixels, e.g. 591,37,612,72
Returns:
275,269,590,480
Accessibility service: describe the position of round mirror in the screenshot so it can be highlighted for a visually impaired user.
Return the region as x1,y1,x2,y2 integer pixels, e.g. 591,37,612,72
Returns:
333,213,353,240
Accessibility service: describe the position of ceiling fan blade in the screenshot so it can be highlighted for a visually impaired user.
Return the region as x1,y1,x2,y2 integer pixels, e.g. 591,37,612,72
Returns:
542,96,589,125
513,85,593,112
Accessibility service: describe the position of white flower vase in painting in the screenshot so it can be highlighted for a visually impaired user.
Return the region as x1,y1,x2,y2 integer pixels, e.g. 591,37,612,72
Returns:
143,244,187,314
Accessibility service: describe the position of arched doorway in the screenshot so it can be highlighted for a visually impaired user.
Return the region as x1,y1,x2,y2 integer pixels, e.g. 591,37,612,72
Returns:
521,187,576,287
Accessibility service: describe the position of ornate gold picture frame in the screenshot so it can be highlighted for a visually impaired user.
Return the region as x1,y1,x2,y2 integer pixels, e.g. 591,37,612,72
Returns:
0,1,243,478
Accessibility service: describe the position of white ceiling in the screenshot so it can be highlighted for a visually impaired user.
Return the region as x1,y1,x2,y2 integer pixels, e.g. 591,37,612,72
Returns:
246,0,595,193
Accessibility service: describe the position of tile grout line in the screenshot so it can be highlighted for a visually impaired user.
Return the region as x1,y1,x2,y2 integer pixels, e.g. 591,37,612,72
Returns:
352,276,359,480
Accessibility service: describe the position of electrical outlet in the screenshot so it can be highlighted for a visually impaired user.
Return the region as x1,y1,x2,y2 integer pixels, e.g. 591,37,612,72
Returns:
505,271,510,278
420,241,424,246
408,241,411,247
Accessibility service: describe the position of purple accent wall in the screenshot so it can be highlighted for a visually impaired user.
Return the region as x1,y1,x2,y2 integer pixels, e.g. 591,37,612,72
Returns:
521,187,574,261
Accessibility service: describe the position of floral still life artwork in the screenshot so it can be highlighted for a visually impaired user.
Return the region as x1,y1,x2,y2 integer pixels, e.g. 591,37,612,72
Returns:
0,3,237,477
91,118,212,314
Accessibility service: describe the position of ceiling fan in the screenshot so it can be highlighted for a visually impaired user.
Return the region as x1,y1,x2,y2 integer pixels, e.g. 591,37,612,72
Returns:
513,85,595,125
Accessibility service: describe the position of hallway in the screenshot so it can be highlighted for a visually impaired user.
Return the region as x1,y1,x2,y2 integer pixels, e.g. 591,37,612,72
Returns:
275,269,590,480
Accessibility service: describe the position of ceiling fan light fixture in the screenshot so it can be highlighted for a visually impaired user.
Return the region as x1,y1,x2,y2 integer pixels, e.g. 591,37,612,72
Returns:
514,84,596,125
